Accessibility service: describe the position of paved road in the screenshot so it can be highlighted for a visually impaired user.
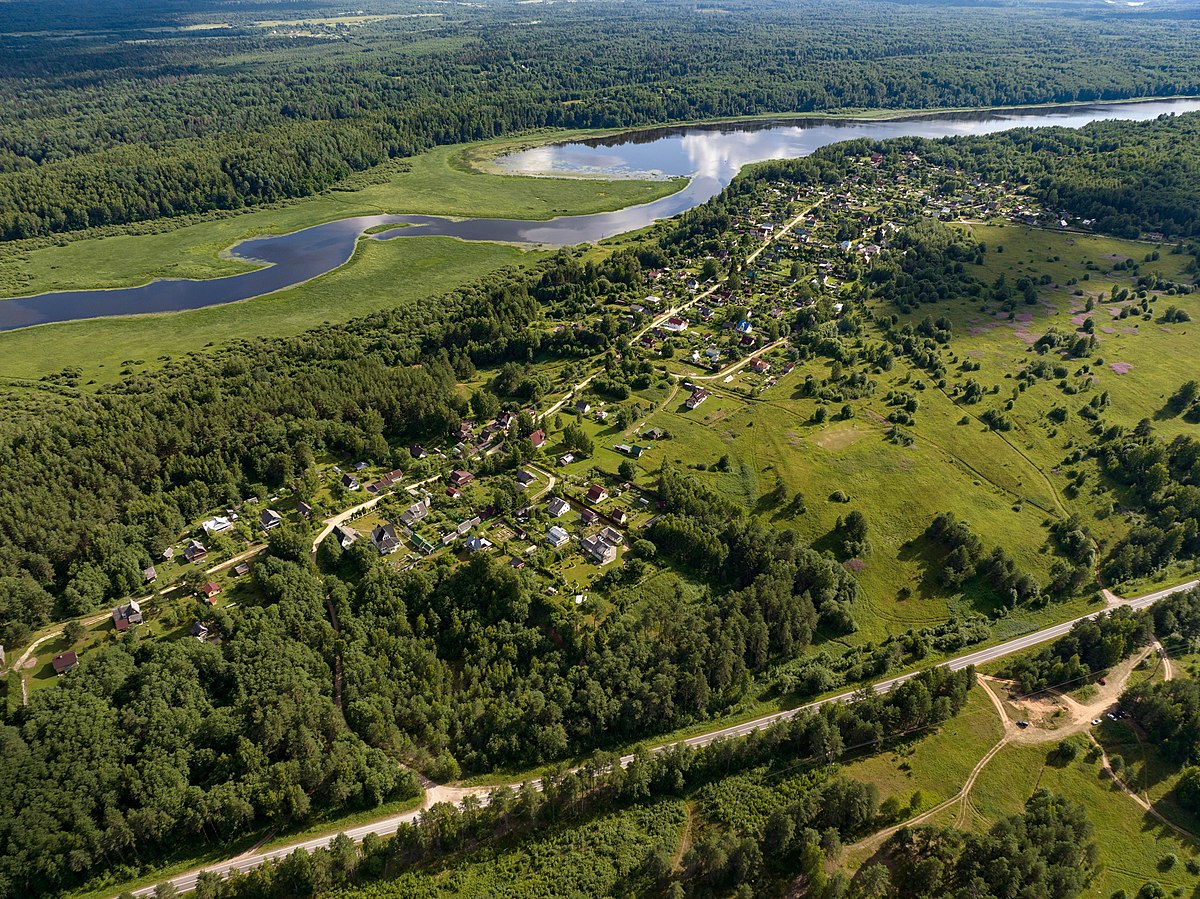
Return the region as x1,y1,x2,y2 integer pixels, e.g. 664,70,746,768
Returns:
639,578,1198,756
124,576,1197,897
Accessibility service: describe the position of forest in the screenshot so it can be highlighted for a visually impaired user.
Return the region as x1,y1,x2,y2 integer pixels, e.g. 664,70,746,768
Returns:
77,665,973,899
3,0,1200,242
6,9,1200,892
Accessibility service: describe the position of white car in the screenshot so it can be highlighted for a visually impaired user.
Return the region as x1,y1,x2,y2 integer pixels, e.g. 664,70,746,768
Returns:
1091,718,1102,726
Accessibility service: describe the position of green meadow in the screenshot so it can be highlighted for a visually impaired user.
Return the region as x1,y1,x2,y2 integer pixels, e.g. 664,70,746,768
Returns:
1,142,677,297
0,138,678,385
965,740,1200,898
0,236,543,386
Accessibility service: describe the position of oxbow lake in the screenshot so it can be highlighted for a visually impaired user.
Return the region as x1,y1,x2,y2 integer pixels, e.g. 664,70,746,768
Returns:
4,98,1199,330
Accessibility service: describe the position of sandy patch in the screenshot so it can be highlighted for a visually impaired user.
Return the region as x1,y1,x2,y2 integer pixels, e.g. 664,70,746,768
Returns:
1109,362,1133,374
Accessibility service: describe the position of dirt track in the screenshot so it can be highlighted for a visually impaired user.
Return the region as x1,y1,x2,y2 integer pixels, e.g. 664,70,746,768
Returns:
847,644,1167,857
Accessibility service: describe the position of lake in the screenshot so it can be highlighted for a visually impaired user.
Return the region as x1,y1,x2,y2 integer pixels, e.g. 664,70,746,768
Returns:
4,97,1199,331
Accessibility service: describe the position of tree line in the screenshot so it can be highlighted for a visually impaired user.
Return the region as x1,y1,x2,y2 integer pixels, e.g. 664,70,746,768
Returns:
5,0,1200,241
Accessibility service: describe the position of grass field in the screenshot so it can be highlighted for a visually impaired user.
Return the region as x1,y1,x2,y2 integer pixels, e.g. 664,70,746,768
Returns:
0,237,542,385
964,740,1200,898
630,358,1061,646
841,686,1005,813
1,142,678,298
0,137,678,385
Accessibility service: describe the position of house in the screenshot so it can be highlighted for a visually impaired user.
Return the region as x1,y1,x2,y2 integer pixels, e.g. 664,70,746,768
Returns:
516,469,537,488
201,582,223,602
685,278,700,291
558,453,575,467
162,546,175,562
735,320,753,334
341,473,360,491
143,566,157,584
449,469,475,488
371,524,402,555
573,400,591,415
260,509,283,531
749,358,770,374
580,508,598,526
366,469,406,495
456,516,481,536
546,525,570,549
548,497,571,518
611,508,629,526
230,561,250,577
685,389,709,410
112,599,144,633
184,540,208,564
190,621,209,640
333,524,359,549
497,411,517,431
296,500,313,520
464,535,493,553
202,515,232,534
456,422,476,442
509,555,526,570
51,651,79,675
643,427,666,440
409,444,428,460
528,429,546,448
600,526,625,546
446,486,463,500
400,498,431,527
629,444,648,459
586,484,609,505
740,333,757,348
663,316,689,333
354,461,368,472
581,535,618,565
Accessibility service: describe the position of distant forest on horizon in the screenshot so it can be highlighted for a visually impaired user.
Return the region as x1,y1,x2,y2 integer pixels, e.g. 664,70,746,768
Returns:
2,0,1200,242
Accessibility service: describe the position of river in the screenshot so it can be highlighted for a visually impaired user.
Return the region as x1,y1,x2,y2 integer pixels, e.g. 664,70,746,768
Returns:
3,98,1198,331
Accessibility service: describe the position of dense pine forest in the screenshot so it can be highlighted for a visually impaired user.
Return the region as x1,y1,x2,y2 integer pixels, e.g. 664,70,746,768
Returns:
4,0,1200,241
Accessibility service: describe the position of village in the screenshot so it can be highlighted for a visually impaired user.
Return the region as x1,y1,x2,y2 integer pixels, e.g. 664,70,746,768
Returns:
27,147,1053,694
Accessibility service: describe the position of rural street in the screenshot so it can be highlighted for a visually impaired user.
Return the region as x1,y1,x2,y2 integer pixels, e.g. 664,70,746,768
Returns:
125,576,1198,897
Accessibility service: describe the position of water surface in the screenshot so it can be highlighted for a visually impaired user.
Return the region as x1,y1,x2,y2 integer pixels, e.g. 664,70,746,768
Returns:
5,98,1199,331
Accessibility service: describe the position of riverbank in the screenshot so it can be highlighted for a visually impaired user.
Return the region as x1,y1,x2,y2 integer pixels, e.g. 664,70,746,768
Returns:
1,94,1197,384
468,93,1200,177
